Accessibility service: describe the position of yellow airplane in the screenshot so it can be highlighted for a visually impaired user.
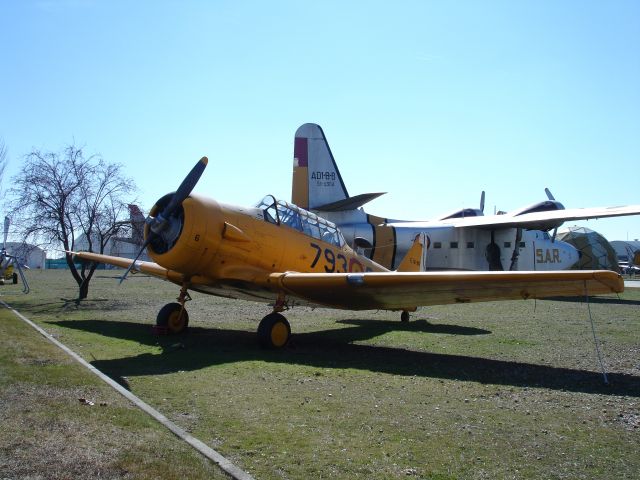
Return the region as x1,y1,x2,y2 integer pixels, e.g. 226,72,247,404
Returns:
72,157,624,348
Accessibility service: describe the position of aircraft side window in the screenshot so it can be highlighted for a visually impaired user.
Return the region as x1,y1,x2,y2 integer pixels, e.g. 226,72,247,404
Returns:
277,204,303,231
322,226,339,246
303,217,321,239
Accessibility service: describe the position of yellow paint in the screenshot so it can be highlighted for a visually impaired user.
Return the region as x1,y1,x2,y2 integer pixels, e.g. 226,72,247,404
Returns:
396,235,424,272
291,166,309,209
270,321,289,347
372,225,395,269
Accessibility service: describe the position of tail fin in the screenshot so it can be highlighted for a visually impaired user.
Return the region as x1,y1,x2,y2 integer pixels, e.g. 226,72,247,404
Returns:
292,123,384,211
396,233,429,272
128,204,145,245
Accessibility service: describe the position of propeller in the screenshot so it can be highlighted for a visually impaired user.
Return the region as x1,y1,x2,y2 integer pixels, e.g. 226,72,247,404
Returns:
545,187,555,201
119,157,208,283
0,216,29,293
545,188,558,241
479,191,485,214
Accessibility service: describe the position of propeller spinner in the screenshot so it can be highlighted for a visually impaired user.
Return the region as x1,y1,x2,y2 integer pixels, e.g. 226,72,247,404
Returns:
120,157,208,282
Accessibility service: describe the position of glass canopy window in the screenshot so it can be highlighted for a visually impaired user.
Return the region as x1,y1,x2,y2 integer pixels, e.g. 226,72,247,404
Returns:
256,196,346,248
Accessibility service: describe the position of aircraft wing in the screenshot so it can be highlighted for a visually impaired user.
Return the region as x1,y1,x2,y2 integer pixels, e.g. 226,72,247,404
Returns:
443,205,640,230
269,270,623,310
71,251,185,283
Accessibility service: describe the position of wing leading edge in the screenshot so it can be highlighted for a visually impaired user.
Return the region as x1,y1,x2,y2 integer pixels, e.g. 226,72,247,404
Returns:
71,251,184,284
268,270,623,310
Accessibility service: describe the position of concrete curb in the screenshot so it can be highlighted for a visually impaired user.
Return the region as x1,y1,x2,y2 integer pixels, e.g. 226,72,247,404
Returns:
1,300,255,480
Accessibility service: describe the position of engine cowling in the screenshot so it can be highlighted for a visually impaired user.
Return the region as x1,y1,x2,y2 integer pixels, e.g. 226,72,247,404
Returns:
146,193,224,275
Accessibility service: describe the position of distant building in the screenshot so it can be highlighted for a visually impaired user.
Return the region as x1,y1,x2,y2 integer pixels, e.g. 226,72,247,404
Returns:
73,204,147,264
73,235,148,262
610,240,640,263
5,242,46,269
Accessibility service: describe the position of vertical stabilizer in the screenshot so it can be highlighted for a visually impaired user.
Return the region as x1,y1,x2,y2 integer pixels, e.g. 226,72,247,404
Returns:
292,123,349,210
396,233,429,272
128,204,145,245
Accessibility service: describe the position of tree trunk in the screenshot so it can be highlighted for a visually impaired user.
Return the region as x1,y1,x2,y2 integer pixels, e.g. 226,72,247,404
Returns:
78,279,90,301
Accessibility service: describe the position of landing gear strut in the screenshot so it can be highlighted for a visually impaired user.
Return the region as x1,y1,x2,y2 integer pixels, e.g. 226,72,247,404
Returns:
156,285,191,334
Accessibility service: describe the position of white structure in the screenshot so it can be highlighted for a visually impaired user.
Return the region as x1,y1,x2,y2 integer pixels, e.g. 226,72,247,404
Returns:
73,235,148,261
5,242,46,269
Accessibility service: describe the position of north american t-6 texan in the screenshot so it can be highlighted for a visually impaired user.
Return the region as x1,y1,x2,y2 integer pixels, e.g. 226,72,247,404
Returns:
73,157,624,349
292,123,640,272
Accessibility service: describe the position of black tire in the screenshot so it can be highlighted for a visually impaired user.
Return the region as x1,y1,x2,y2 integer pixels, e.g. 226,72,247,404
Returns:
257,312,291,349
401,311,410,322
12,273,18,284
156,302,189,334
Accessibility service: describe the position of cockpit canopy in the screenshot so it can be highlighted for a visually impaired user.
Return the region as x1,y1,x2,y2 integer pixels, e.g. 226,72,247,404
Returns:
256,196,346,248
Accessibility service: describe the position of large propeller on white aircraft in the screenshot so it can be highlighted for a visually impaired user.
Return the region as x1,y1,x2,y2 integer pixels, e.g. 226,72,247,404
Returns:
545,187,559,241
480,191,485,214
545,187,555,201
119,157,209,283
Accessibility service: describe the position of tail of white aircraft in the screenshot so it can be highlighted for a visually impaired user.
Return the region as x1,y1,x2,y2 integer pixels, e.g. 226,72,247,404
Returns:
129,204,145,245
292,123,385,211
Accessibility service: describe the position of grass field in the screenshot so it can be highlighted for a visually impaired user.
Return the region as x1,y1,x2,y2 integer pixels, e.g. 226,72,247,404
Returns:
1,269,639,479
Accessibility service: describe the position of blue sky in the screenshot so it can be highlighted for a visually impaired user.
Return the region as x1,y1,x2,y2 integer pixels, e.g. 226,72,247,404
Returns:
1,1,639,241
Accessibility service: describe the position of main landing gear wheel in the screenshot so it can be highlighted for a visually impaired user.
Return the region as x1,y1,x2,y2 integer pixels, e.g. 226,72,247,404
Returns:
401,311,410,322
258,312,291,349
12,273,18,284
156,302,189,334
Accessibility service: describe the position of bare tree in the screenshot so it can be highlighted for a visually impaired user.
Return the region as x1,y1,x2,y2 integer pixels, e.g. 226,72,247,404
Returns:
9,144,136,300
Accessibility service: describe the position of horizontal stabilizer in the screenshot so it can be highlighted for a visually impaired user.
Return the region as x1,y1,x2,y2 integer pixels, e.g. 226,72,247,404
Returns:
315,192,386,212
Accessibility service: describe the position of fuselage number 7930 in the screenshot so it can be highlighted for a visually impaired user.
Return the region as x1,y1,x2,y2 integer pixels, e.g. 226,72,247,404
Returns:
309,242,370,273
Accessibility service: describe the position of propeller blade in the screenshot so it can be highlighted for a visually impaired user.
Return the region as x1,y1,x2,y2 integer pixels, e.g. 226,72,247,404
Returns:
544,187,555,201
161,156,208,219
119,237,152,283
480,191,485,213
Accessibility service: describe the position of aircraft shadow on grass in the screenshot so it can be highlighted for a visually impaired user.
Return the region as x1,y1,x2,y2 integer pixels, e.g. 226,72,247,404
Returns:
545,296,640,306
47,318,640,397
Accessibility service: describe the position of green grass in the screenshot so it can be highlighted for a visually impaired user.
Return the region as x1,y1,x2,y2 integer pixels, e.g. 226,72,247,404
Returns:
2,270,639,479
0,287,231,479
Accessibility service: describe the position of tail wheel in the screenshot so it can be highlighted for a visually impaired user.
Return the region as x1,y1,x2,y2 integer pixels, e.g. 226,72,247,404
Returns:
12,273,18,284
258,313,291,349
156,302,189,334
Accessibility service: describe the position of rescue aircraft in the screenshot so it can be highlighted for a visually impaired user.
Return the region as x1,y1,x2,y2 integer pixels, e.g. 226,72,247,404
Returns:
0,216,30,292
71,157,624,348
292,123,640,272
